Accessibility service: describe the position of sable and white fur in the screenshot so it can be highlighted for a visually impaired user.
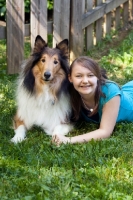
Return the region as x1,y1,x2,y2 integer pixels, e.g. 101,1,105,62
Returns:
11,35,73,143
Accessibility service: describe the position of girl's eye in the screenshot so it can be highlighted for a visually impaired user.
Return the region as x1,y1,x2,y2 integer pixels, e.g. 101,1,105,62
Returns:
41,59,45,63
88,74,94,77
76,75,82,78
54,60,58,64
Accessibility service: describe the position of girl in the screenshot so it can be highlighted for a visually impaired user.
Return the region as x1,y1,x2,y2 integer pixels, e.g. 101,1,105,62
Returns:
52,56,133,145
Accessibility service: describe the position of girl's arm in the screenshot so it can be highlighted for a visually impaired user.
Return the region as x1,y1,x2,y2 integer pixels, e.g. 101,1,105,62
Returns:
52,95,120,145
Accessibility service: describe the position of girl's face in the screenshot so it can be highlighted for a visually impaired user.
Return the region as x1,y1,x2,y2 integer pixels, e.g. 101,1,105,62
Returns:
69,63,98,97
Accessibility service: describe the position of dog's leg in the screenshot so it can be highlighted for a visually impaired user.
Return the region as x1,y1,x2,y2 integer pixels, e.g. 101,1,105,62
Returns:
11,114,26,143
52,124,73,136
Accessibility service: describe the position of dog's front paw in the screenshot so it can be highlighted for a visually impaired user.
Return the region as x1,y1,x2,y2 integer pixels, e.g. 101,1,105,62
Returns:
11,125,26,144
11,135,26,144
52,134,71,146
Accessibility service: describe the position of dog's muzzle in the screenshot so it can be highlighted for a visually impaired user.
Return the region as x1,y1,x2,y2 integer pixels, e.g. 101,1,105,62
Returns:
44,71,51,81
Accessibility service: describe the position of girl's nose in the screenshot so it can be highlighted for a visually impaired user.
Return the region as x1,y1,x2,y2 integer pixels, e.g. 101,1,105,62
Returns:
82,76,88,83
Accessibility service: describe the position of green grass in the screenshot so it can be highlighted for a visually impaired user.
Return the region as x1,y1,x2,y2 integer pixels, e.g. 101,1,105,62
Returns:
0,30,133,199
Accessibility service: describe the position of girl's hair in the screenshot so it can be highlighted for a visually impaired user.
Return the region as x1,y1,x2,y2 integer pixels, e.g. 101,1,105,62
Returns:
69,56,107,121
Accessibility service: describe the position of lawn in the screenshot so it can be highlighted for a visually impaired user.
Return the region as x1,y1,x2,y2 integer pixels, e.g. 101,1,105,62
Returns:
0,28,133,199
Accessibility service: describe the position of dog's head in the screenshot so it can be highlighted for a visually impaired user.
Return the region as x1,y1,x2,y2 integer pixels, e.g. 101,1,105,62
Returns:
23,35,69,94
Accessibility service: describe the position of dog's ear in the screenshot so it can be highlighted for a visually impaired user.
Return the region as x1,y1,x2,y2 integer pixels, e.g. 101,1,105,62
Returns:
33,35,47,54
23,68,35,93
56,39,69,57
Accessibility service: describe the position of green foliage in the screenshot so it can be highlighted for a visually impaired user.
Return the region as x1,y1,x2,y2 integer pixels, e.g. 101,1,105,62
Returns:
0,0,6,20
47,0,53,10
25,0,30,13
0,39,6,75
24,0,53,13
0,30,133,199
0,0,53,21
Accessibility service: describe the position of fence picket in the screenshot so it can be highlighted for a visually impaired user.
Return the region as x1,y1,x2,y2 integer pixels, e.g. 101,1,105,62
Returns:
70,0,83,63
96,0,103,44
129,0,133,20
85,0,93,50
123,1,129,26
53,0,70,47
30,0,47,49
115,6,121,29
6,0,24,74
105,12,112,35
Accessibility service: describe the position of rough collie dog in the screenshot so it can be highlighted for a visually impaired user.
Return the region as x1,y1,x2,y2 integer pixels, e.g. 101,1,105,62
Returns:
11,35,73,143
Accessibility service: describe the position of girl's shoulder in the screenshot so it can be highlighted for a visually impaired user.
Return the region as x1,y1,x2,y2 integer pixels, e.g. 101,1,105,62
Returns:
102,80,121,93
101,80,121,103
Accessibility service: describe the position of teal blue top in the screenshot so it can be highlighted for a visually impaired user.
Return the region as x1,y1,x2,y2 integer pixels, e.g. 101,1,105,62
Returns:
81,80,133,123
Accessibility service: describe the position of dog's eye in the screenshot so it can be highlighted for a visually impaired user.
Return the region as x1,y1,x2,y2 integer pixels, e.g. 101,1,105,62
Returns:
41,59,45,63
54,60,58,64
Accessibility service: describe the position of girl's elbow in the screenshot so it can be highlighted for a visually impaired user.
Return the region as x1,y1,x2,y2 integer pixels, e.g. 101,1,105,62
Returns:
100,129,113,139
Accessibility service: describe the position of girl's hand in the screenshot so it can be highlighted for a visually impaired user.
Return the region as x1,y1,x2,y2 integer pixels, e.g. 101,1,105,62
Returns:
52,135,71,146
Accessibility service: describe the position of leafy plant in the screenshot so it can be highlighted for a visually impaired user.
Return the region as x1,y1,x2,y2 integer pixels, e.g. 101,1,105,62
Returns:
47,0,53,10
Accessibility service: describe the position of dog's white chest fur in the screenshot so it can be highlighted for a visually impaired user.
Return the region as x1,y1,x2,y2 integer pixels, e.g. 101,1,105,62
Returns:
17,84,72,135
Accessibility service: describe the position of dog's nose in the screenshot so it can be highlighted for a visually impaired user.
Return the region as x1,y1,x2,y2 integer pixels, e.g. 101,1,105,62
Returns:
44,71,51,79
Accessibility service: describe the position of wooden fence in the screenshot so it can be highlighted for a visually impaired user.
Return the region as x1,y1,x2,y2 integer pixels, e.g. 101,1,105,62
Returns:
1,0,133,74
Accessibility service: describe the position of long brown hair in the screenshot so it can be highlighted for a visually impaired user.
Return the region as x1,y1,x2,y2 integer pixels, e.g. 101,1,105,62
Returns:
69,56,107,121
